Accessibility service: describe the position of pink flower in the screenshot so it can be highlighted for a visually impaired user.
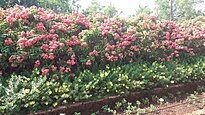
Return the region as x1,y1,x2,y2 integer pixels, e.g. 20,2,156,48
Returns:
41,44,49,52
51,65,57,72
17,37,27,43
5,38,13,45
34,60,40,68
112,51,117,55
65,67,71,72
89,50,99,56
22,52,27,56
130,46,137,51
86,60,92,66
58,25,66,31
50,29,55,33
11,63,17,67
25,40,33,47
150,15,157,20
67,60,72,65
121,41,131,46
67,60,76,65
189,51,195,56
118,53,123,59
59,43,65,47
129,58,133,63
0,53,2,57
127,29,133,34
37,22,45,31
26,30,34,36
9,55,15,63
66,40,75,46
17,56,23,63
60,66,65,72
71,36,78,41
81,42,88,47
41,68,49,76
20,31,26,37
161,58,165,62
71,60,76,65
49,40,59,52
0,71,2,76
6,16,16,23
105,44,115,51
113,33,120,40
49,53,54,60
55,76,59,80
102,30,108,36
41,53,48,59
175,54,179,57
105,53,109,58
71,73,75,79
71,54,75,60
128,52,134,57
167,58,170,62
67,47,73,52
19,43,25,48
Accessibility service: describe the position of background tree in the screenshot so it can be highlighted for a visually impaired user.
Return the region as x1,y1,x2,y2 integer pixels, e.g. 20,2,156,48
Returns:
0,0,39,8
174,0,204,20
37,0,81,13
82,0,102,16
155,0,205,20
135,5,153,16
82,0,121,18
155,0,171,20
0,0,80,13
101,3,120,18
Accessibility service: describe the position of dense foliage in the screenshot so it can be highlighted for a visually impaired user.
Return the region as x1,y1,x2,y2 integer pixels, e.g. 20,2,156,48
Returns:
0,0,80,14
0,6,204,78
0,5,205,114
155,0,205,20
1,57,205,114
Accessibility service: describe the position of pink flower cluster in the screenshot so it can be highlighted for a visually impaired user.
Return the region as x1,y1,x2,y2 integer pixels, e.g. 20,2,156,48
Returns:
1,5,205,78
5,38,13,45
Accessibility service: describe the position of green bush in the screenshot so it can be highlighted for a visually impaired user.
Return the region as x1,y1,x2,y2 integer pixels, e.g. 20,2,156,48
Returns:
1,57,205,114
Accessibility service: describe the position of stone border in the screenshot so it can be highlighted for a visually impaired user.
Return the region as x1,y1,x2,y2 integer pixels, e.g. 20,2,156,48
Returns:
33,80,205,115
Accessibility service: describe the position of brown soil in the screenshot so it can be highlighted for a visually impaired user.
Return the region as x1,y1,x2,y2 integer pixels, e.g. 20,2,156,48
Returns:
34,80,205,115
114,93,205,115
144,93,205,115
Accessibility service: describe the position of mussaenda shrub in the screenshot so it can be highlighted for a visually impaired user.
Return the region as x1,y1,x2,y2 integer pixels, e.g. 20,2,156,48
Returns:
0,6,204,78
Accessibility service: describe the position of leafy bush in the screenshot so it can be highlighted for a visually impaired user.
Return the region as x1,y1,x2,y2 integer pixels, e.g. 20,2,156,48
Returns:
0,73,72,114
0,6,204,78
1,57,205,114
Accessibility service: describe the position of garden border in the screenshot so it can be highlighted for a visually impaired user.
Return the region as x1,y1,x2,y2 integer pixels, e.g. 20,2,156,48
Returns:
33,79,205,115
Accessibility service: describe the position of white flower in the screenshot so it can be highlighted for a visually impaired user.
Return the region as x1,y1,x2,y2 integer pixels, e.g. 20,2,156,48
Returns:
159,98,164,102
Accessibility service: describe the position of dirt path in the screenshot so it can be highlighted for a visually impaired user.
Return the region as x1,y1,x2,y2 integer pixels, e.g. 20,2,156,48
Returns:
146,93,205,115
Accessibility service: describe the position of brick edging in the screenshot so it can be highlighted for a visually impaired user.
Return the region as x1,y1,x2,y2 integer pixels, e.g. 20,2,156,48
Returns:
33,80,205,115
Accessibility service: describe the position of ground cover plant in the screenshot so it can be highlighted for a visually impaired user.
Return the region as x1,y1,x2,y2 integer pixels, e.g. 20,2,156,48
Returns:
0,5,205,114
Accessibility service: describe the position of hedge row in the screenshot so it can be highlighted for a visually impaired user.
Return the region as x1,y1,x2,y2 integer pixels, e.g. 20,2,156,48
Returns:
0,6,205,78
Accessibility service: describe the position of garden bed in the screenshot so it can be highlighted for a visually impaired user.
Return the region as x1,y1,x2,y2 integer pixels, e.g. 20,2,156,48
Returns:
34,79,205,115
1,5,205,114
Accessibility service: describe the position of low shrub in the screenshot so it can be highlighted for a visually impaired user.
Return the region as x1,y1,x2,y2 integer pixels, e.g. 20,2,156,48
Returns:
0,57,205,114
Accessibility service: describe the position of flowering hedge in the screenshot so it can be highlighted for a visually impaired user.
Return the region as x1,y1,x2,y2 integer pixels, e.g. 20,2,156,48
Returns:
0,6,205,78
